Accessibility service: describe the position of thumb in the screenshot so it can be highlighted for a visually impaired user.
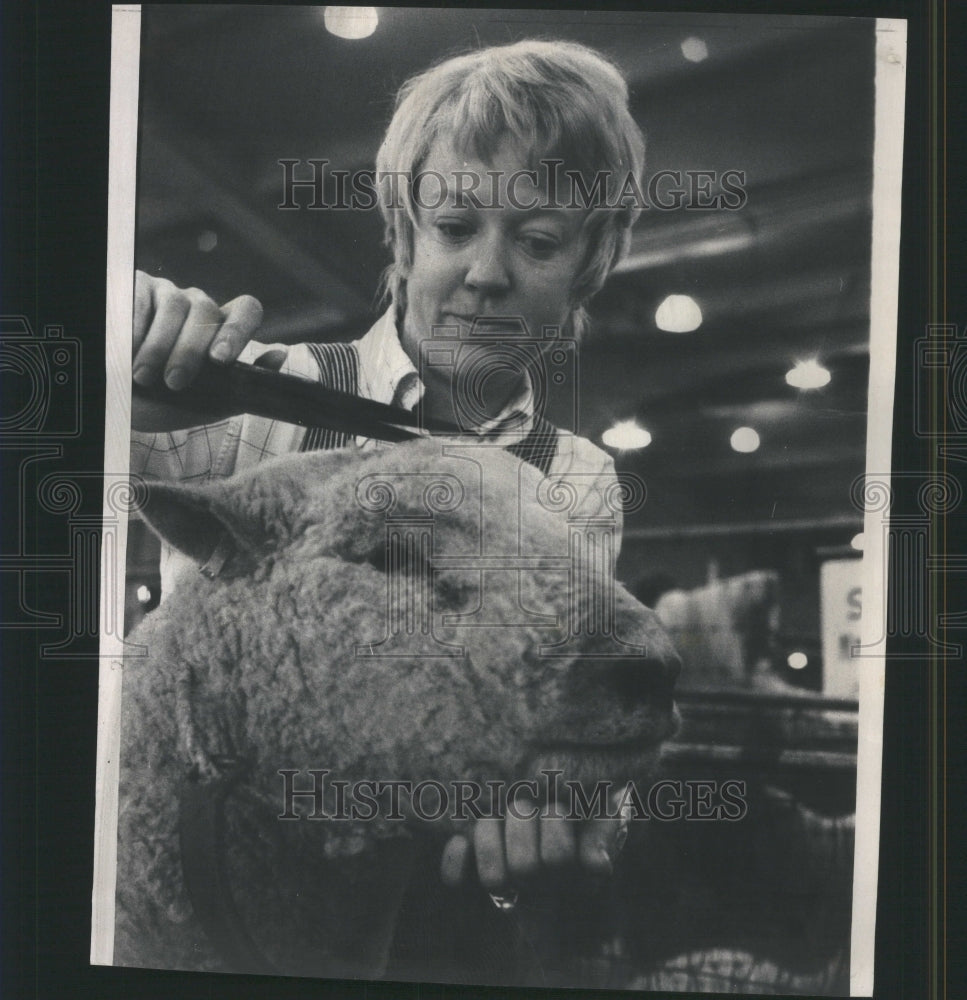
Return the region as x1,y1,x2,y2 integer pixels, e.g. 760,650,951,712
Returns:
207,293,264,364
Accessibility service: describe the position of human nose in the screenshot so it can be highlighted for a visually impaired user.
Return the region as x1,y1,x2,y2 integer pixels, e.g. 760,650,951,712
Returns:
464,232,511,294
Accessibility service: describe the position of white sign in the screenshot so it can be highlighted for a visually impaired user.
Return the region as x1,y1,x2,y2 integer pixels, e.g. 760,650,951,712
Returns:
820,558,863,699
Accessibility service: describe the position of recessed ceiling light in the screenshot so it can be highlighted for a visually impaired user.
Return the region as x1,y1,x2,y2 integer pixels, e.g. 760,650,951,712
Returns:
655,294,702,333
787,651,808,670
729,426,760,453
785,359,831,389
681,37,709,63
602,420,652,451
323,6,379,39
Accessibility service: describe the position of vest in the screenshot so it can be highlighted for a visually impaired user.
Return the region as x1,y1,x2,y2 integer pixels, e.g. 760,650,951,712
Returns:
301,342,561,476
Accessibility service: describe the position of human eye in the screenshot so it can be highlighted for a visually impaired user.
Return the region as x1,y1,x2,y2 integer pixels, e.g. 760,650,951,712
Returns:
518,230,561,260
434,217,474,242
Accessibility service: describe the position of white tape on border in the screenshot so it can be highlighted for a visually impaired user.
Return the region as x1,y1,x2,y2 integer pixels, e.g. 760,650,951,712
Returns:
91,3,141,967
850,16,907,998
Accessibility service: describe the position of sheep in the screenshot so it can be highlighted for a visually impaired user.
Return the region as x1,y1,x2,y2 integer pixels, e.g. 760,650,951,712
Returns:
655,571,780,688
114,438,681,983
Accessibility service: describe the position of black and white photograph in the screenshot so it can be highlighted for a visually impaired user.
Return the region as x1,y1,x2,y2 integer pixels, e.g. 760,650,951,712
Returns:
94,6,906,994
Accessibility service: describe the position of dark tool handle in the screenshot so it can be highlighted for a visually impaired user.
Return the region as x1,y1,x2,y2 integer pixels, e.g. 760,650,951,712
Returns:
135,360,461,441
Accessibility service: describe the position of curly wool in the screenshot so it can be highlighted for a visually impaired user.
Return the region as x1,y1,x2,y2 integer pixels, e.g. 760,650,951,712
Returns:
115,439,680,976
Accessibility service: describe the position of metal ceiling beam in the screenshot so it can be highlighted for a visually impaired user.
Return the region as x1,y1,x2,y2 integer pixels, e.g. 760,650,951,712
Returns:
613,165,871,276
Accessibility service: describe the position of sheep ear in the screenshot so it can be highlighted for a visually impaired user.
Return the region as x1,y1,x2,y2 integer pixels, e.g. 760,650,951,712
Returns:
138,480,261,574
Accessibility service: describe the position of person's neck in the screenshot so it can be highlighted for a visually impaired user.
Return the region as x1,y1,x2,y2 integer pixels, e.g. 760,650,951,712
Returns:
397,304,523,429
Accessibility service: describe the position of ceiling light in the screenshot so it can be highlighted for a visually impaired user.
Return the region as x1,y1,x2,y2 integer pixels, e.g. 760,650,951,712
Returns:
729,426,760,453
785,359,831,389
602,420,652,451
655,294,702,333
787,651,808,670
323,6,379,40
681,37,709,63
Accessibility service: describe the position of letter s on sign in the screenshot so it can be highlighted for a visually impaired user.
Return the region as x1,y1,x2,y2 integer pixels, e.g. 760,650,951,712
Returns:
847,586,862,622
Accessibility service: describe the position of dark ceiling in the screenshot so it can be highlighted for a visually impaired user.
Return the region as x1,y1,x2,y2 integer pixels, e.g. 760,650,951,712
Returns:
134,7,876,537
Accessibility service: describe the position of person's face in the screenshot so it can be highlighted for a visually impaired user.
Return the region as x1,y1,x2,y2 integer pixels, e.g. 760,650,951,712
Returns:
400,137,588,419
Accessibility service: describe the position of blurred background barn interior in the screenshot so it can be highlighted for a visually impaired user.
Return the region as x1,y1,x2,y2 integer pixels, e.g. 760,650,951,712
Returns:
126,8,877,992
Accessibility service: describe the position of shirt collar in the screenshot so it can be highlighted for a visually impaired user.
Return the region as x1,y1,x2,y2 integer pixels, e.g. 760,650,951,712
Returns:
353,306,536,441
354,306,423,411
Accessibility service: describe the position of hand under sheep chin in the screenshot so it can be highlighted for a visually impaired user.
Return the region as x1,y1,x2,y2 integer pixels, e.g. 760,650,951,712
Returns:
439,801,630,891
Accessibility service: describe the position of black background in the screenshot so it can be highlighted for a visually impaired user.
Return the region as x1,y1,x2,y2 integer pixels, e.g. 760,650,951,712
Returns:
2,1,963,998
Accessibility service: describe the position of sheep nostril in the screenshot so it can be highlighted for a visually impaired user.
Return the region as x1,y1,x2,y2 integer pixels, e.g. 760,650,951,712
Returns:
599,656,678,708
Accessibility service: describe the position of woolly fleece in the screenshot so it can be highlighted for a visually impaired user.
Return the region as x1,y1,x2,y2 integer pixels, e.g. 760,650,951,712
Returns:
115,439,680,976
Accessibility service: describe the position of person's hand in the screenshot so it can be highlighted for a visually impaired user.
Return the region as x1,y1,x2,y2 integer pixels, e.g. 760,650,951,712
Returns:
131,271,264,431
439,792,630,894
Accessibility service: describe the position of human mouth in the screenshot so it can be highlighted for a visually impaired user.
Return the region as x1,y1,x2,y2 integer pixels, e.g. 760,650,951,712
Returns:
441,312,475,327
442,313,523,338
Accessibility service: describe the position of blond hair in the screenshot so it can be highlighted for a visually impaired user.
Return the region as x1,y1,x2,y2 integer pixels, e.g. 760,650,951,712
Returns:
376,39,645,338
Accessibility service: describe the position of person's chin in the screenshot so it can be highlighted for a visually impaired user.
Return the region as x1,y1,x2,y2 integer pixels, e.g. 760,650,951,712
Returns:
438,313,474,336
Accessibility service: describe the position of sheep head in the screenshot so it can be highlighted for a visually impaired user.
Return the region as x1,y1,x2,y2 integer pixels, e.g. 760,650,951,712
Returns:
115,439,680,978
